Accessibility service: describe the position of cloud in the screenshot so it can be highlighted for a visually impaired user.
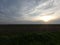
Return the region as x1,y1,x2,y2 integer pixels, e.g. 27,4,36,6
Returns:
20,0,60,21
0,0,60,24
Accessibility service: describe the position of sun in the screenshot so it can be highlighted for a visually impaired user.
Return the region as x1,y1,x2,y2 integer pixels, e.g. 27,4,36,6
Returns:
30,15,58,22
40,15,57,22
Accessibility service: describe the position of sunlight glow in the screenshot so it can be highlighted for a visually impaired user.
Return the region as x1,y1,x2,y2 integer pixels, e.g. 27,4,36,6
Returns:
40,15,57,22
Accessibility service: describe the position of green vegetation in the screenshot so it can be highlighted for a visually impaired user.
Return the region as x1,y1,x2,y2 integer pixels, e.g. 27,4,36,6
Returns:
0,31,60,45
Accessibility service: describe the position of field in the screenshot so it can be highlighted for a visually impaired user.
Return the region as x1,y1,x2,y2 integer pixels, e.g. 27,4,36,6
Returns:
0,24,60,45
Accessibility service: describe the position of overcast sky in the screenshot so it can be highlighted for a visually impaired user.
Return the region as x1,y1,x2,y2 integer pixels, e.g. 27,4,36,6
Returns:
0,0,60,24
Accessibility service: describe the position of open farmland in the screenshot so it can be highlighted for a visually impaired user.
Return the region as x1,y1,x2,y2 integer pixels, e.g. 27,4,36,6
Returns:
0,24,60,45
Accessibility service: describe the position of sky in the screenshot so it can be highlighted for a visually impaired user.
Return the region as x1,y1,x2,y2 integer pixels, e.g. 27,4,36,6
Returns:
0,0,60,24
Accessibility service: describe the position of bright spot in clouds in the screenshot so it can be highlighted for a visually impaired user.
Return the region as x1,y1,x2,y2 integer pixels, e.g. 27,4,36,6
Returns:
29,15,58,23
40,15,57,22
